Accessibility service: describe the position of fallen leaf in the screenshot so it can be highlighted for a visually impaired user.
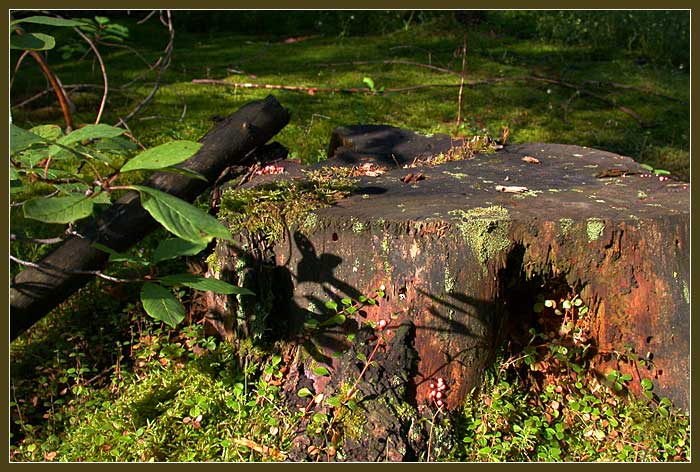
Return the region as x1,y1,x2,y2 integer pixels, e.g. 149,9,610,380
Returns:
234,438,287,460
44,451,57,461
522,156,540,164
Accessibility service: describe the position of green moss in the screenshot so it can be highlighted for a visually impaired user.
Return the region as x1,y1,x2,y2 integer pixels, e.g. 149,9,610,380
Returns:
443,171,470,179
449,206,511,269
586,218,605,242
218,170,357,245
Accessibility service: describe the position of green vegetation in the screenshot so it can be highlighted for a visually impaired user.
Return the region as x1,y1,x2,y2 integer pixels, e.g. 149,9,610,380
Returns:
9,10,689,462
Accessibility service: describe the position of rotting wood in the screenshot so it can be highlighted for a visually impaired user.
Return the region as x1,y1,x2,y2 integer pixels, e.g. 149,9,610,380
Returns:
10,95,290,340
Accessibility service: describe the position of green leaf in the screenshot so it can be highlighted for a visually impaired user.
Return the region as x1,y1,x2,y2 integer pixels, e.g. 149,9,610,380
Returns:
91,242,147,266
640,163,654,171
320,314,346,327
58,124,125,146
653,169,671,176
11,16,85,27
23,194,94,223
94,16,110,25
313,366,330,376
562,300,572,310
10,166,20,181
356,352,367,362
10,32,56,51
544,299,556,308
10,124,46,154
533,302,544,313
129,185,232,243
297,387,313,398
325,300,338,312
120,141,202,172
640,378,654,391
160,273,254,296
362,77,375,90
29,124,63,140
140,283,185,328
325,396,342,408
341,297,352,306
153,238,207,263
574,298,583,307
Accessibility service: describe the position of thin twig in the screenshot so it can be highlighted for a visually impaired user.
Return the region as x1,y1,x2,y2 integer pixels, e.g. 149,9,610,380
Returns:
192,79,371,95
117,10,174,126
9,254,146,284
456,33,467,127
137,10,158,24
10,50,31,89
10,233,64,245
72,27,108,124
15,27,74,131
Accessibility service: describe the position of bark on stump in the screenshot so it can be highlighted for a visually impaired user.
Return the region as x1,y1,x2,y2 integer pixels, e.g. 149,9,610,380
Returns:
210,125,689,461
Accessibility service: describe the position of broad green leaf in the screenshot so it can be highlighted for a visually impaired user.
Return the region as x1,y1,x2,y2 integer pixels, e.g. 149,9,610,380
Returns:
11,16,84,27
94,16,110,25
341,297,352,306
10,166,20,181
10,32,56,51
640,378,654,391
313,366,330,376
29,124,63,140
297,387,313,398
362,77,375,90
153,238,207,263
57,124,125,146
140,282,185,328
129,185,232,243
160,273,254,295
653,169,671,176
640,163,654,171
120,141,202,172
10,124,46,154
23,194,94,223
91,191,112,205
92,242,148,266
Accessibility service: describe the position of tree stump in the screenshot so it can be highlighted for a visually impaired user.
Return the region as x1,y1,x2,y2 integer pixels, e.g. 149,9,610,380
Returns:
210,125,689,460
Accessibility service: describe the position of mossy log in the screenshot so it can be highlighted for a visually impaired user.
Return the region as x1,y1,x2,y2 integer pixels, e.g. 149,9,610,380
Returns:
10,95,290,340
210,125,689,460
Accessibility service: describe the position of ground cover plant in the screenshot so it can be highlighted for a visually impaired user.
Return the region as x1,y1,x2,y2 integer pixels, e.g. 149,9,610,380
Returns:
9,10,690,462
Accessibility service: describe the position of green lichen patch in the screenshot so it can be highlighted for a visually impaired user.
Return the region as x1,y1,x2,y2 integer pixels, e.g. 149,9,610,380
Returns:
559,218,574,237
443,171,470,180
449,206,511,266
586,218,605,242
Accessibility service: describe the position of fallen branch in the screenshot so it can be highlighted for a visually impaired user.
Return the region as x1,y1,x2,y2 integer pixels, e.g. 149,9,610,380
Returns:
456,34,467,126
10,95,291,340
192,75,650,127
191,79,372,95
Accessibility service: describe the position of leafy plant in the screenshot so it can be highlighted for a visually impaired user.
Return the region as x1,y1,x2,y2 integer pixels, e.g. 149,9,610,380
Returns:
10,122,253,328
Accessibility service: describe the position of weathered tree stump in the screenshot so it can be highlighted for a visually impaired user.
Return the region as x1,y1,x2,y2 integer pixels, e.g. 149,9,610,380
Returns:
211,125,689,460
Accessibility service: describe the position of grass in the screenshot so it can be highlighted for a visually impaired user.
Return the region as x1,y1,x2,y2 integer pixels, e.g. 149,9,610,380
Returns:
9,12,690,462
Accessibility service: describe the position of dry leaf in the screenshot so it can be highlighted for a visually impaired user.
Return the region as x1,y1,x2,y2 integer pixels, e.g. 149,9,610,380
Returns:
522,156,540,164
234,438,287,460
44,451,57,461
